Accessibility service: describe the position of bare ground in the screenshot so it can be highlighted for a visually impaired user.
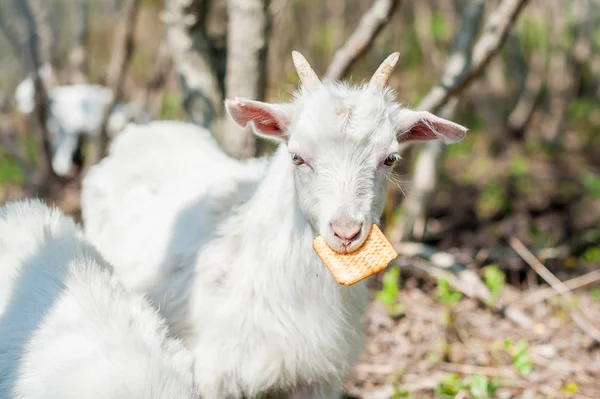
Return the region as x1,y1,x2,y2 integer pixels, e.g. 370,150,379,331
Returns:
345,280,600,399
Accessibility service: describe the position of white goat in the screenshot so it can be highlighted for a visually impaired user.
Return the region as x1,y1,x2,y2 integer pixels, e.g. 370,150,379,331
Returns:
81,52,468,398
14,76,152,177
0,199,199,399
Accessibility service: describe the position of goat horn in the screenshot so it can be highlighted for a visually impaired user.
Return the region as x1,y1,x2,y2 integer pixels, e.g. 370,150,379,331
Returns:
368,52,400,90
292,51,320,89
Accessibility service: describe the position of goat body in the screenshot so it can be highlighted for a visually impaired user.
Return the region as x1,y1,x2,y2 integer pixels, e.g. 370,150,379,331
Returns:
14,78,152,176
0,199,199,399
82,121,364,398
81,52,468,398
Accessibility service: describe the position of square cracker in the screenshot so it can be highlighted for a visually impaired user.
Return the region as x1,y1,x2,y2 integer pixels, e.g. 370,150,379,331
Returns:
312,224,398,286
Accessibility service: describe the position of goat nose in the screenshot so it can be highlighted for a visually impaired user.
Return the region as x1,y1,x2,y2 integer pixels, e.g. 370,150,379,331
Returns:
330,219,362,242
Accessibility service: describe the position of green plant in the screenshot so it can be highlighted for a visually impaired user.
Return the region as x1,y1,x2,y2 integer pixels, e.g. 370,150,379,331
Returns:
581,172,600,197
436,277,462,328
508,156,529,178
477,182,509,219
435,373,497,399
581,247,600,264
430,12,451,42
159,91,186,120
375,267,404,317
389,382,410,398
436,277,462,308
503,339,533,375
483,265,505,307
463,375,498,399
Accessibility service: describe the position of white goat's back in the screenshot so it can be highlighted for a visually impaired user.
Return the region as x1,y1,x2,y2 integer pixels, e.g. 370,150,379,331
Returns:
47,84,113,136
0,199,198,399
81,121,269,293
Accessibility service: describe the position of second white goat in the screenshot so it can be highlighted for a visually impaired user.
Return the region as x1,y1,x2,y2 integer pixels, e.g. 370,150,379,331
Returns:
14,76,152,177
0,199,199,399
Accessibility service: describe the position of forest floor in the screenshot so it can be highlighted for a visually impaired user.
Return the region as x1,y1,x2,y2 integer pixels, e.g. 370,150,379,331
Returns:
1,128,599,399
345,280,600,399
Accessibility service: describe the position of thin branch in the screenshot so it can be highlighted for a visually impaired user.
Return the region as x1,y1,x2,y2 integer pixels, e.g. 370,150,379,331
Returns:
412,0,443,73
0,3,30,71
68,0,90,84
14,0,62,189
396,241,534,329
418,0,531,114
398,0,485,241
507,50,545,133
516,269,600,307
163,0,223,130
510,237,600,344
86,0,141,166
13,0,57,86
324,0,400,81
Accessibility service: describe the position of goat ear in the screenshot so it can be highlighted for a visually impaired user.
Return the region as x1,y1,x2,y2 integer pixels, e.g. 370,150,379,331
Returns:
224,97,293,142
395,108,468,144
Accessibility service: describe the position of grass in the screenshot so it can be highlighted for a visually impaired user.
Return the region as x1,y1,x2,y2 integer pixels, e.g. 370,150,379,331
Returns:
375,267,404,318
435,373,498,399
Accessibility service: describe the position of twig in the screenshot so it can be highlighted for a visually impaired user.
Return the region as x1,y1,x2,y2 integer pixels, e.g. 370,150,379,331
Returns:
439,362,517,379
87,0,141,166
163,0,223,130
68,0,90,84
15,0,62,191
324,0,400,81
361,373,445,398
394,0,528,241
412,0,442,73
418,0,531,114
510,236,600,344
516,269,600,307
0,2,31,70
396,242,534,329
507,50,545,133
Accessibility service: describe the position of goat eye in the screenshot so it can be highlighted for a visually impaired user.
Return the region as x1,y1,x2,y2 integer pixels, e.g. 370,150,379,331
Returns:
291,153,305,165
383,154,397,166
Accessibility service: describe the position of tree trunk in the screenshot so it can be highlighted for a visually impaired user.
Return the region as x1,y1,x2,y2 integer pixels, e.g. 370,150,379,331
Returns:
397,0,486,241
324,0,399,81
86,0,141,167
68,0,90,84
164,0,224,131
13,0,58,86
218,0,271,159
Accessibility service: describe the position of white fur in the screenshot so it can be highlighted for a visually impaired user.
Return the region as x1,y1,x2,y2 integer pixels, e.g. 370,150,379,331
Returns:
0,199,199,399
81,67,467,398
14,77,152,177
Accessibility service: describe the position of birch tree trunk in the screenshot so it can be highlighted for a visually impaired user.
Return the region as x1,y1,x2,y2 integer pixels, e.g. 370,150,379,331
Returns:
15,0,57,86
324,0,399,81
68,0,89,84
14,0,63,194
394,0,532,241
86,0,141,166
397,0,485,241
218,0,271,159
163,0,223,130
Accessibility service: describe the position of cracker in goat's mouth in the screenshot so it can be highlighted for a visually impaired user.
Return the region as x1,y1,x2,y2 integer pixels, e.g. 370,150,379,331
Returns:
312,224,398,286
